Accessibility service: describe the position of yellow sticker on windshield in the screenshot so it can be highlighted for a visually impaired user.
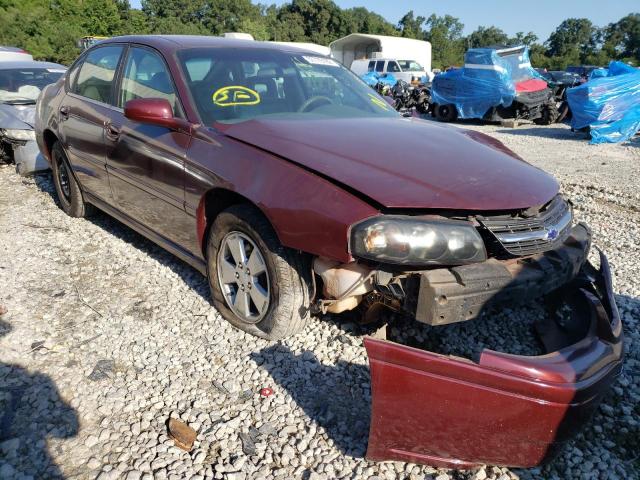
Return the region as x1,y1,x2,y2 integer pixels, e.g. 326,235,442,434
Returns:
368,92,391,111
212,86,261,107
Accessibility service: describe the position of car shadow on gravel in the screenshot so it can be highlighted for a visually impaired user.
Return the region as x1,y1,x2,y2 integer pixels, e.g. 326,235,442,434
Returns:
494,126,591,142
251,344,372,458
32,173,211,303
0,318,79,479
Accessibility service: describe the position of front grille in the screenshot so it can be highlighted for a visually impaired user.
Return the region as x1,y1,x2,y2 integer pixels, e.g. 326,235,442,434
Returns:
479,196,573,257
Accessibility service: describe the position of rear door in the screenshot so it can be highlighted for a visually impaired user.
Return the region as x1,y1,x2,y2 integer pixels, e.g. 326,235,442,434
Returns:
59,45,124,201
105,45,192,248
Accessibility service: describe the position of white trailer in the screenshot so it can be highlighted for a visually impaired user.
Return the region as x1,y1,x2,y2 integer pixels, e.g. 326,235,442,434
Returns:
329,33,432,79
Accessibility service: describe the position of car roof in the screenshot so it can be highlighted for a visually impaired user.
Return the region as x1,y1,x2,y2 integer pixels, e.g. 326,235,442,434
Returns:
0,46,27,52
0,60,66,70
100,35,324,56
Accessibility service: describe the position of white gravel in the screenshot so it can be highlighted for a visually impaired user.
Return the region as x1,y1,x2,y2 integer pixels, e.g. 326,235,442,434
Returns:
0,121,638,480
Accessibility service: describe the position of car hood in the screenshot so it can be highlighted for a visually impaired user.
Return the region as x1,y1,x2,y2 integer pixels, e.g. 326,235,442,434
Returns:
0,103,35,129
218,116,559,211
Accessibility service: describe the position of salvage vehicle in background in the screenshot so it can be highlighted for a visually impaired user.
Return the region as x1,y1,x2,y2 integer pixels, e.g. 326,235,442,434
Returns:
330,33,434,82
431,45,559,124
36,36,623,469
537,69,583,121
567,65,601,81
389,79,431,114
0,46,33,62
1,60,66,174
351,57,429,85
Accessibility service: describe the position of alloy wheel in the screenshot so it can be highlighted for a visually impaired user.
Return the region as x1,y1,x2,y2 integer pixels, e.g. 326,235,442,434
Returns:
216,231,270,324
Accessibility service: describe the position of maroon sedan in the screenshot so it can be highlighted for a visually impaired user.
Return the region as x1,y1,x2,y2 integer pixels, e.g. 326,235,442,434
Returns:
35,36,622,468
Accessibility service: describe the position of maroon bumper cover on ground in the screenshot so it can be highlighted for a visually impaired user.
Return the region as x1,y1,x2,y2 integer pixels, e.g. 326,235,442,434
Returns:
365,251,623,468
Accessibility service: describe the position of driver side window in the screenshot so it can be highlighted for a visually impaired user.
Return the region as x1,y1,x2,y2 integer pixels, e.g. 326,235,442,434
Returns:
118,47,180,115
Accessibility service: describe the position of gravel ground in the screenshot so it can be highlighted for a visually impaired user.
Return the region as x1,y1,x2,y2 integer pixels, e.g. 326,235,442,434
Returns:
0,121,639,480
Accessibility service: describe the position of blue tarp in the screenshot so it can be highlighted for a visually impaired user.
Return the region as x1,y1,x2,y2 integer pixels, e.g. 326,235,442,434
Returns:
568,61,640,144
589,68,608,80
361,71,397,88
431,46,540,119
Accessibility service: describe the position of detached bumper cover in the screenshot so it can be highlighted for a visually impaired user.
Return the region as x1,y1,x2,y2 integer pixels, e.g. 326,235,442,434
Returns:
365,250,623,468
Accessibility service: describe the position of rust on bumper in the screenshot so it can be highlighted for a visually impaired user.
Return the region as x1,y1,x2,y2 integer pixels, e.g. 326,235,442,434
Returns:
365,251,623,468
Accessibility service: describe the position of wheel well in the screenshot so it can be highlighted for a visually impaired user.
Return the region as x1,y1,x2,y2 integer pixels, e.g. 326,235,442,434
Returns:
199,188,255,257
42,129,58,159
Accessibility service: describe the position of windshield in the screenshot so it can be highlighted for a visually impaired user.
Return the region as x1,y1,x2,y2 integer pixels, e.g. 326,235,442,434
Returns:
177,48,398,125
398,60,424,72
497,49,535,83
0,67,65,104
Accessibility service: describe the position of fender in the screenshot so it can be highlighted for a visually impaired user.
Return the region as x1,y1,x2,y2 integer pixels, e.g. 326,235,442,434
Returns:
186,126,379,263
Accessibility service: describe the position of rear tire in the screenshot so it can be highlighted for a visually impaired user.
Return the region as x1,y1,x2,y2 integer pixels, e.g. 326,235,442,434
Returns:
51,142,95,218
434,104,458,122
207,204,312,340
534,102,559,125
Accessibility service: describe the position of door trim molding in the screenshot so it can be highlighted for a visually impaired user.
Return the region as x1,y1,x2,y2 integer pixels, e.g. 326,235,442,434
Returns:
85,191,207,275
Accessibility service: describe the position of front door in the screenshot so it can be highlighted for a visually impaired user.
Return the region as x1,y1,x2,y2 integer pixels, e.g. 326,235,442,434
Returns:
105,45,192,248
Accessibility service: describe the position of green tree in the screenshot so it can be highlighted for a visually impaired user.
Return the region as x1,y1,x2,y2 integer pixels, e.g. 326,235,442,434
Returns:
510,31,538,46
545,18,599,66
467,26,509,48
424,14,465,69
343,7,398,37
398,10,425,39
529,43,551,69
80,0,123,36
276,0,349,45
602,13,640,63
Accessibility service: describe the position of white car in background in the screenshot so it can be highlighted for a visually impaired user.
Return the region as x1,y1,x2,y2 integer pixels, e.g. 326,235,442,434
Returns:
0,60,66,175
0,46,34,62
351,58,433,84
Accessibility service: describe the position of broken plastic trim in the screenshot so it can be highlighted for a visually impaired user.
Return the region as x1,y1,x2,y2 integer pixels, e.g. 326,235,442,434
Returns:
364,250,623,469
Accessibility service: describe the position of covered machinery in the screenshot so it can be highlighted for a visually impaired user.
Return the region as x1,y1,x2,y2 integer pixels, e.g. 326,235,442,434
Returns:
568,61,640,144
431,46,557,124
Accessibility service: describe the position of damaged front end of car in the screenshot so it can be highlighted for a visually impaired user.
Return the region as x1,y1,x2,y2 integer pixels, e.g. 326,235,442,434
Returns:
366,251,622,468
312,195,624,468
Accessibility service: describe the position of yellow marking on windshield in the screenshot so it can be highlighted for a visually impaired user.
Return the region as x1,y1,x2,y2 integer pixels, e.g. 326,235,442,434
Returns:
368,93,391,110
212,86,261,107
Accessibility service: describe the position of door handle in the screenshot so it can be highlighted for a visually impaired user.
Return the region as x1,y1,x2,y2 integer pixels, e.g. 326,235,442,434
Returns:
59,105,69,120
104,123,120,140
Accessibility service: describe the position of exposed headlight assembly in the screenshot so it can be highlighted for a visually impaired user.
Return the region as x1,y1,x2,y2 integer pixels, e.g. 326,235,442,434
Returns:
1,129,36,141
350,216,487,266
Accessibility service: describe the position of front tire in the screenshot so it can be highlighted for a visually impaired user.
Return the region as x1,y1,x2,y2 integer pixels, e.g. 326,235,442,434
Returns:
51,142,94,218
207,204,311,340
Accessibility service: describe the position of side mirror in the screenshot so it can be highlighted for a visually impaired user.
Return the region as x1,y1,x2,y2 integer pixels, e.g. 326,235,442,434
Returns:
124,98,191,133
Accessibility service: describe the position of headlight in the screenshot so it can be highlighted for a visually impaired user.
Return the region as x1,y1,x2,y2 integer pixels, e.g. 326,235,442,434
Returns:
1,129,36,141
350,216,487,266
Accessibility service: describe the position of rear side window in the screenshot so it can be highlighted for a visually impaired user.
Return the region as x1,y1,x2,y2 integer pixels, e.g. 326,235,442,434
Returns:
73,45,123,105
118,47,179,114
375,61,385,73
367,60,375,72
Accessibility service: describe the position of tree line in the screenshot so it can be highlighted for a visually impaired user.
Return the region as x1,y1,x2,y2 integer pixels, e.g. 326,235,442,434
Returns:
1,0,638,69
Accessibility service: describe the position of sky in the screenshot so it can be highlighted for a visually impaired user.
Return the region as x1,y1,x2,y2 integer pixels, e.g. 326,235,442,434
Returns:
129,0,638,43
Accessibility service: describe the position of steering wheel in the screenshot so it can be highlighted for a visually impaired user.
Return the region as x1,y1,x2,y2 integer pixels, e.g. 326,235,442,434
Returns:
298,96,333,113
